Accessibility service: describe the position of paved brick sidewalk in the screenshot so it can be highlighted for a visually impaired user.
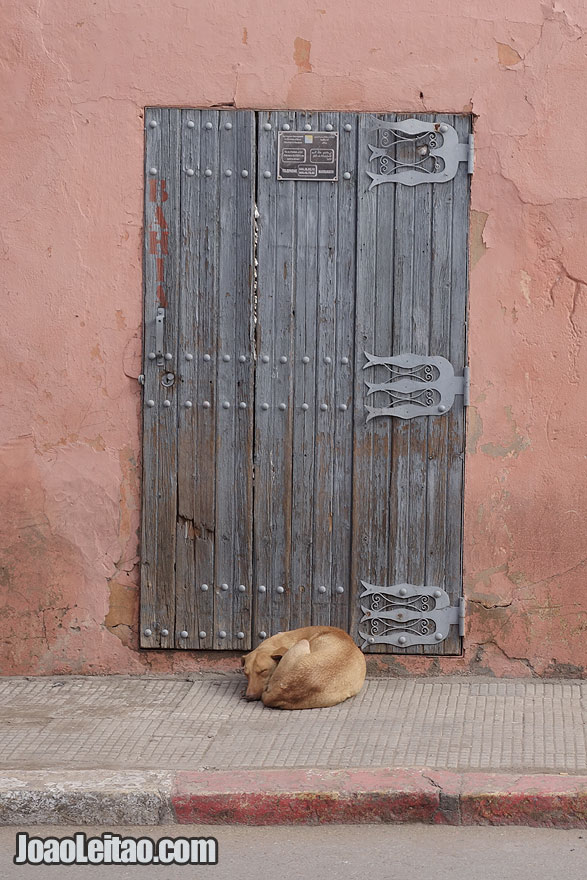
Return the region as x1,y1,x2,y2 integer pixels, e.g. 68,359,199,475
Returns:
0,675,586,826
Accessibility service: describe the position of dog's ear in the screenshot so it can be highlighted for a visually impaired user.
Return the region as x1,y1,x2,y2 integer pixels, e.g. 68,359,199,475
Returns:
240,655,246,667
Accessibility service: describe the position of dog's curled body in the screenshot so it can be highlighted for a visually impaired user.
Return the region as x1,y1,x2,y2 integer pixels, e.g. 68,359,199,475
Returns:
241,625,366,710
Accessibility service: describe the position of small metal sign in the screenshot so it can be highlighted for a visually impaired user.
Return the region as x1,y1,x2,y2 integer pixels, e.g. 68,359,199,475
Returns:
277,131,338,181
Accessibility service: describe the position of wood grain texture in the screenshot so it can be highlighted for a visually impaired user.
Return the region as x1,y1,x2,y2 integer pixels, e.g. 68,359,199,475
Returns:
141,108,181,649
142,110,470,656
330,111,357,631
350,113,471,655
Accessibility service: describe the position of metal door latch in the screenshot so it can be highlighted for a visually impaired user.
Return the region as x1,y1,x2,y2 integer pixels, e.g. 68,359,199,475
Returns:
359,581,464,649
155,307,165,365
364,352,469,421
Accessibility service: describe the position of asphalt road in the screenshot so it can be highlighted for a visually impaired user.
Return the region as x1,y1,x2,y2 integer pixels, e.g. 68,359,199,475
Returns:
2,824,586,879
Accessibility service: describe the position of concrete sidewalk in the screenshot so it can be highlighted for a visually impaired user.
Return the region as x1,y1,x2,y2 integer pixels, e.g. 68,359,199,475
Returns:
0,675,586,827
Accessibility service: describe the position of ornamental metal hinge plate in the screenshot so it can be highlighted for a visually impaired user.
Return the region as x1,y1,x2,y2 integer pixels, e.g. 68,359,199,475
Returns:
364,352,469,421
366,118,473,188
359,582,465,650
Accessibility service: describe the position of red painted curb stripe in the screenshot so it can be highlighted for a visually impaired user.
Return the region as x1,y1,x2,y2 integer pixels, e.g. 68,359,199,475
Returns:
171,769,587,828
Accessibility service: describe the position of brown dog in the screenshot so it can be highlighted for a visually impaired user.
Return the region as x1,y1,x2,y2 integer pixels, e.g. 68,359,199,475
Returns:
241,626,366,710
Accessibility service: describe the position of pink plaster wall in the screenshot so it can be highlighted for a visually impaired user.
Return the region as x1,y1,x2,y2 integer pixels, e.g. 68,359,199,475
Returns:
1,0,586,677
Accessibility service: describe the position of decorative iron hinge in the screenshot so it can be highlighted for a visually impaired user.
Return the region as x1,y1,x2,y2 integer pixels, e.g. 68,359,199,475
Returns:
366,118,473,188
359,582,464,650
364,352,468,421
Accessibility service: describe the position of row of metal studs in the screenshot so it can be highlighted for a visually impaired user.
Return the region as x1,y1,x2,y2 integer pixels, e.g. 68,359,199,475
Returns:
148,354,351,364
148,121,354,132
146,401,349,410
144,629,273,640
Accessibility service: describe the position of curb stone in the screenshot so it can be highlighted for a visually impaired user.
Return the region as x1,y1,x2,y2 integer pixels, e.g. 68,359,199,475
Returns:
1,769,586,828
0,772,175,827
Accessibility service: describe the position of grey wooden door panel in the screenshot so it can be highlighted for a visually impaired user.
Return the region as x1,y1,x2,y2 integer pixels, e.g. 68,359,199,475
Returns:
254,110,360,639
141,109,470,655
350,113,470,655
142,109,255,650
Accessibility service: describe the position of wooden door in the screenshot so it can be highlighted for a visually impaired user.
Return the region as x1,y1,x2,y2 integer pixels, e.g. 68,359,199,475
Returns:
140,109,471,655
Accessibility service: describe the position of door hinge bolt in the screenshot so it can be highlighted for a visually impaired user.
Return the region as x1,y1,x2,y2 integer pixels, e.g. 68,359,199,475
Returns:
138,374,145,386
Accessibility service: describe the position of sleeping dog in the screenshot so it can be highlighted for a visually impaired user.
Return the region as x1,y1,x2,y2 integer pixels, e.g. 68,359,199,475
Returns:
241,626,366,710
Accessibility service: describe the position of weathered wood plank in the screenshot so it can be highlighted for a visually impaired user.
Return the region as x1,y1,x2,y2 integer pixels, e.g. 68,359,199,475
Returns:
212,110,249,650
175,108,201,649
388,114,415,657
330,111,357,632
311,110,339,627
405,114,433,656
156,109,181,646
368,113,396,654
289,110,317,632
443,113,470,655
141,106,165,649
425,112,453,655
267,111,296,639
190,108,220,650
140,108,180,649
253,109,279,643
231,111,256,650
349,112,386,643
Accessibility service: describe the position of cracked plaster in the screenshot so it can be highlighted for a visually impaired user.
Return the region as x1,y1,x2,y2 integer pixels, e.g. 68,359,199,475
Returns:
1,0,586,677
